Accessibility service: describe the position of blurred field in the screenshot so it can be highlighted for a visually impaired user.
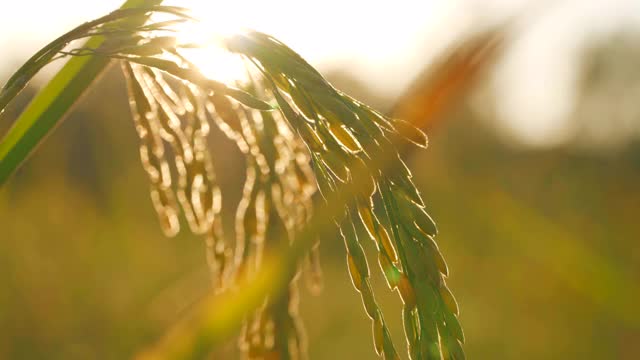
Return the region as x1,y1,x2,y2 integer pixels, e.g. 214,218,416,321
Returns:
2,26,640,360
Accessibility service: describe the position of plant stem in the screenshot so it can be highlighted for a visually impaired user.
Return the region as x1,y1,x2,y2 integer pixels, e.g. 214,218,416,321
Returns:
0,0,165,185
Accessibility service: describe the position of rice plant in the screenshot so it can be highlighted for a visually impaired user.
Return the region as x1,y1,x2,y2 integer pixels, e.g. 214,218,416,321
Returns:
0,4,464,359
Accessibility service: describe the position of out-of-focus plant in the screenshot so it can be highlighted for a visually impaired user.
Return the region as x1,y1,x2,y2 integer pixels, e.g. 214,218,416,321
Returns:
0,4,466,359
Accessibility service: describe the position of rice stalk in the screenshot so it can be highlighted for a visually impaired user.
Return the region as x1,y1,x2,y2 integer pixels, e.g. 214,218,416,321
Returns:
219,30,464,359
1,6,467,359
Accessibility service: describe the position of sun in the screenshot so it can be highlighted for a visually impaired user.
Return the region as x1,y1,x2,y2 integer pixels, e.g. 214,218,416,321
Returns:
169,1,251,85
176,24,249,86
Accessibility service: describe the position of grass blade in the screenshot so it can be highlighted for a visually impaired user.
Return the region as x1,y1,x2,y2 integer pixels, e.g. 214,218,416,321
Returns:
0,0,163,185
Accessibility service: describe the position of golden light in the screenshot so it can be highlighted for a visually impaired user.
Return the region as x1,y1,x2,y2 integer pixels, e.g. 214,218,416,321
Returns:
175,24,248,85
171,5,249,86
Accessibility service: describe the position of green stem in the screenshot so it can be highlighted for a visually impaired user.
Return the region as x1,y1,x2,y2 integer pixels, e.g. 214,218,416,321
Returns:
0,0,166,185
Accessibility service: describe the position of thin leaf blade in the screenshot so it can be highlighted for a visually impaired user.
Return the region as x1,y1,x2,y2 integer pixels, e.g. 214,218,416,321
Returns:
0,0,163,185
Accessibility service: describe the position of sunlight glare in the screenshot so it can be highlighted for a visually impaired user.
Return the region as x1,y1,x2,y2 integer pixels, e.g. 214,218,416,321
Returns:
176,25,248,85
171,2,249,85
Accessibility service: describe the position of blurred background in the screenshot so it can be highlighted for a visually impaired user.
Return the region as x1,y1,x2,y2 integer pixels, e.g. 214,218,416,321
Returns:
1,0,640,358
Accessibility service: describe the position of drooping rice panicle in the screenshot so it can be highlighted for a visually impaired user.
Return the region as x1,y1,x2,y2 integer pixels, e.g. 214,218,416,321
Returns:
39,8,465,357
123,59,234,289
122,62,180,238
222,30,464,359
188,67,317,358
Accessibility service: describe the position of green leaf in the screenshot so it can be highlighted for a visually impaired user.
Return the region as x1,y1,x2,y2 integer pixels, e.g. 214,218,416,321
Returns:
225,88,274,111
0,0,163,185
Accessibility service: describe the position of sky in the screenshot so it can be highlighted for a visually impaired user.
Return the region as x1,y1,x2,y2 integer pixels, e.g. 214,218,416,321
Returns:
1,0,640,147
